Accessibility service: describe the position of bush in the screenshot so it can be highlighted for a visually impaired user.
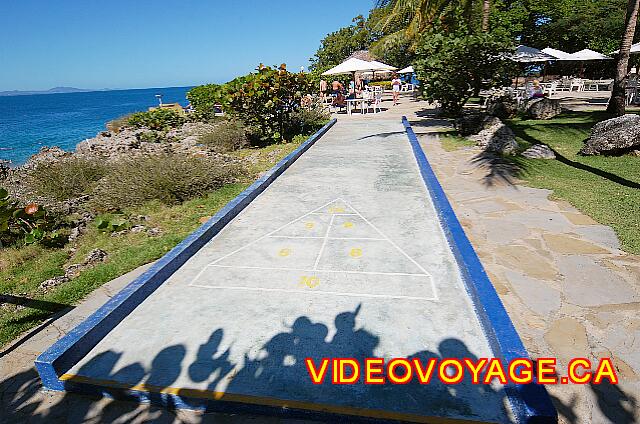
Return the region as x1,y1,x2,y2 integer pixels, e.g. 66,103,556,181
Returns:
287,104,330,137
368,81,392,90
106,114,133,133
225,65,314,141
198,120,248,153
0,188,67,247
415,30,514,116
91,154,243,211
28,157,108,202
127,109,185,131
186,84,228,121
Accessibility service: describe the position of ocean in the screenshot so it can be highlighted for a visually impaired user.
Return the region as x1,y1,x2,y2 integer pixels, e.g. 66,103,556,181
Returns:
0,86,192,165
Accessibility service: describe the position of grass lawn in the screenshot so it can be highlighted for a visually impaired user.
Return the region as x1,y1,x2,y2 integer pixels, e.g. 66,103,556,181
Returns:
506,111,640,254
0,140,305,347
438,134,476,152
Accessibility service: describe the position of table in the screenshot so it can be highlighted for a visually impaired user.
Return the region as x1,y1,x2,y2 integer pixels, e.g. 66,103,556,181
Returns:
346,98,370,115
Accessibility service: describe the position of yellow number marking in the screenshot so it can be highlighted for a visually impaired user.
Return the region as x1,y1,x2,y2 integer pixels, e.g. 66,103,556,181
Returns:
304,222,315,230
350,248,363,258
279,248,292,257
299,276,320,288
328,206,345,213
343,221,354,229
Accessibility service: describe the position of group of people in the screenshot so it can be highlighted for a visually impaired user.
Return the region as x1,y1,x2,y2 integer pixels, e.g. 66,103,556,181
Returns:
319,73,404,110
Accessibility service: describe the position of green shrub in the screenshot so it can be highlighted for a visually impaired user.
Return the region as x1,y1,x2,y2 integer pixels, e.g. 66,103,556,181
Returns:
368,81,392,90
90,154,243,211
225,65,314,142
137,130,164,143
198,120,248,153
186,84,229,121
415,30,514,116
28,157,108,202
0,188,67,248
127,109,185,131
287,105,330,137
106,114,133,133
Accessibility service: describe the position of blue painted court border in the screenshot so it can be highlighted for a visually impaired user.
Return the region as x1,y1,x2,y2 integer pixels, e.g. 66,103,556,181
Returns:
402,116,557,424
35,119,337,392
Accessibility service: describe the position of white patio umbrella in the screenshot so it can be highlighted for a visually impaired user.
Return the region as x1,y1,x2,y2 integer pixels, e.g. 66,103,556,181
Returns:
611,42,640,54
398,65,414,74
510,45,556,63
567,48,612,60
321,58,380,75
367,60,397,71
541,47,574,61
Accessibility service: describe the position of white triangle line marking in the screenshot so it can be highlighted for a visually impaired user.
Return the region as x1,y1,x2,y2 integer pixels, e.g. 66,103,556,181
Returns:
207,199,338,266
206,264,432,277
190,284,437,301
269,236,386,241
190,198,439,302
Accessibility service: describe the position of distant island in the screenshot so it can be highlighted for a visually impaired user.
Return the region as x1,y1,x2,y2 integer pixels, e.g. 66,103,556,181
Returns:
0,87,110,96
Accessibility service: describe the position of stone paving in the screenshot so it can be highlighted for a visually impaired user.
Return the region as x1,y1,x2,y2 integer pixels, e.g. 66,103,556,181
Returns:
414,119,640,424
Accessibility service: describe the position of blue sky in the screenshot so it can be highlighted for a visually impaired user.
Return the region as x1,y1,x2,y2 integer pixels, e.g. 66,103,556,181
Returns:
0,0,374,91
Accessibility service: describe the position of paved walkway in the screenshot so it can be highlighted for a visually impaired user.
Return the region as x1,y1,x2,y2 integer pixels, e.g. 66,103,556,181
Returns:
58,119,512,422
415,120,640,424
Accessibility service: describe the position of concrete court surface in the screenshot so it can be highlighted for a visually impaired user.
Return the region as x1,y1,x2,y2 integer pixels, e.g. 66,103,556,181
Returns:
61,119,514,423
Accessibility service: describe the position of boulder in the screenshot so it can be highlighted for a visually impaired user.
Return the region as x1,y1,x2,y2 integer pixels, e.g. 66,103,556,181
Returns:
468,118,518,155
521,144,556,159
525,98,562,120
580,114,640,155
486,96,519,120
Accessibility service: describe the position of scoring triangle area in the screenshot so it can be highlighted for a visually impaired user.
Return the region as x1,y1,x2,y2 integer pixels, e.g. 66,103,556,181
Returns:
190,198,437,301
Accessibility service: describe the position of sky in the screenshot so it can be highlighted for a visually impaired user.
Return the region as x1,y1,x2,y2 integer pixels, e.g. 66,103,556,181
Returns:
0,0,374,91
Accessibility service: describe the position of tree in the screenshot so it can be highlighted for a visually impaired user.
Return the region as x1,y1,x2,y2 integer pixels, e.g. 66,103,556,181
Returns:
309,15,373,71
414,30,514,116
607,0,640,115
482,0,490,31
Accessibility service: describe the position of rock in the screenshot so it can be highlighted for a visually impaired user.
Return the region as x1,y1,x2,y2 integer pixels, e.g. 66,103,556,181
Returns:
24,146,70,168
130,225,146,233
525,98,562,120
521,144,556,159
68,227,82,242
84,249,108,265
486,96,519,120
580,114,640,155
147,227,162,237
39,275,70,293
468,118,518,155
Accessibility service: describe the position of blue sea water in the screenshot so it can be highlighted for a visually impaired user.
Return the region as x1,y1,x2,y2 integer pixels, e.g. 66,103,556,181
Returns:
0,86,192,165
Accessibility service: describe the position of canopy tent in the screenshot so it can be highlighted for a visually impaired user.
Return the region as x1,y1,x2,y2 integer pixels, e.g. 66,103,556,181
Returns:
568,48,611,60
398,65,414,74
542,47,574,61
510,45,556,63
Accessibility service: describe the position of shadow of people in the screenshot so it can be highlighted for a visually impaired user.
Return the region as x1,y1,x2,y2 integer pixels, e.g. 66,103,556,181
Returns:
590,380,638,424
189,329,234,391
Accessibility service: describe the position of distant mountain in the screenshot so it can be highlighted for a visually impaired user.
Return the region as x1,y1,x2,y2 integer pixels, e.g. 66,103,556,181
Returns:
0,87,109,96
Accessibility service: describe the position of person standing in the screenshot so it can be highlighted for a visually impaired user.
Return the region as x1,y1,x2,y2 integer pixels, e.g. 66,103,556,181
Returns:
319,79,327,101
391,74,402,106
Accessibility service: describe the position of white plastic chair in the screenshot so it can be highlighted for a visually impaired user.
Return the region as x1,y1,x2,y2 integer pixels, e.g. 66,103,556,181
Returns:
373,91,383,113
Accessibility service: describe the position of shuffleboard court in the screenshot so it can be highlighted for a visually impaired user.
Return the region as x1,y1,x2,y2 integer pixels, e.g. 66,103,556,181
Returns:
38,119,552,423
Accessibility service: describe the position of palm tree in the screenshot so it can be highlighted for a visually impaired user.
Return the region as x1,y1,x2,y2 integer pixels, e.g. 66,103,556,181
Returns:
372,0,475,50
481,0,490,32
607,0,640,116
